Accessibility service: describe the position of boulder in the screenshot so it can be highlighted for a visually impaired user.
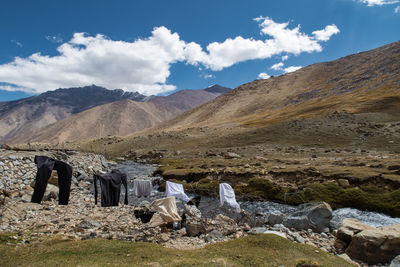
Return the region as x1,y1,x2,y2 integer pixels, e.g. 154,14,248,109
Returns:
205,229,224,242
336,218,375,245
338,179,350,187
266,213,284,226
186,222,206,237
390,255,400,267
283,202,332,233
184,204,202,220
346,224,400,265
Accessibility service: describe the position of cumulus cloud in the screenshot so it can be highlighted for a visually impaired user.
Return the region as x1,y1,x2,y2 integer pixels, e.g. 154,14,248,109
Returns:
258,72,270,79
284,66,302,73
270,62,284,70
358,0,399,6
395,5,400,12
312,25,340,41
281,55,289,61
0,17,339,95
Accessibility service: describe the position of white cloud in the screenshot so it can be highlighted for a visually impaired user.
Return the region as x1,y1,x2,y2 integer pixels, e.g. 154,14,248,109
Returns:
395,5,400,12
312,25,340,41
284,66,302,73
358,0,399,6
45,35,63,43
203,74,214,79
270,62,284,70
281,55,289,61
10,40,23,47
0,17,339,95
258,72,270,79
0,27,194,95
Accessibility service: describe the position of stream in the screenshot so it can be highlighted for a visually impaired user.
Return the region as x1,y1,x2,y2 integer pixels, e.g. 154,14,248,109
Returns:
114,161,400,229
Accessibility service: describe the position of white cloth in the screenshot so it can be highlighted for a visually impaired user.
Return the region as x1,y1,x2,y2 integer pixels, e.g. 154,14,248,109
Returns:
165,181,190,202
219,183,241,213
149,196,181,227
133,179,152,197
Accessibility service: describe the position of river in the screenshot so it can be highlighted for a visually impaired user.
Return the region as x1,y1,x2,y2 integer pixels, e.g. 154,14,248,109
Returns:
115,161,400,228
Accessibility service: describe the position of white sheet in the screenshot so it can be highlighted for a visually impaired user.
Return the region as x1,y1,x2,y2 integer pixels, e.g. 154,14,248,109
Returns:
165,181,190,202
133,179,152,197
219,183,241,213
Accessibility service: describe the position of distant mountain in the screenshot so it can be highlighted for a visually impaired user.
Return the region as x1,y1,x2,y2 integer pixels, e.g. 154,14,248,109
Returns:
0,85,146,142
5,85,231,144
204,84,231,94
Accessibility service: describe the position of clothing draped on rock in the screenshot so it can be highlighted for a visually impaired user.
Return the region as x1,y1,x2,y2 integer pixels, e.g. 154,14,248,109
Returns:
165,181,190,202
133,179,152,198
31,155,73,205
134,209,155,223
94,169,128,207
219,183,241,213
148,196,181,227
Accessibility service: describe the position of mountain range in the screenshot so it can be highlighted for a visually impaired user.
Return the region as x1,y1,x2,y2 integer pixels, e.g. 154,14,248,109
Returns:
0,84,230,144
74,40,400,156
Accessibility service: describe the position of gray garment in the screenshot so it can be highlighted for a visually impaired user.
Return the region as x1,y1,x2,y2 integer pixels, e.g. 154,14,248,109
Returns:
133,179,152,197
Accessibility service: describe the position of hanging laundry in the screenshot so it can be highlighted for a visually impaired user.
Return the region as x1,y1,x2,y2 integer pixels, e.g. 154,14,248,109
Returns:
133,179,152,198
219,183,241,213
31,155,73,205
165,181,190,202
148,196,181,227
94,169,128,207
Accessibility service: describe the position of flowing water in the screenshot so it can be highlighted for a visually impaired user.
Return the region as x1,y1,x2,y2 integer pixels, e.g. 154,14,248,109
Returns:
114,161,400,228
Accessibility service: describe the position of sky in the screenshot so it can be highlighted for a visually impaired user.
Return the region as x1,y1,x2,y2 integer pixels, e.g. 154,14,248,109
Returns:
0,0,399,101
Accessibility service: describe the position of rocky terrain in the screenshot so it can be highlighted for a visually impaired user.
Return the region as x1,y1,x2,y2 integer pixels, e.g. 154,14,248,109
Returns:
1,148,399,266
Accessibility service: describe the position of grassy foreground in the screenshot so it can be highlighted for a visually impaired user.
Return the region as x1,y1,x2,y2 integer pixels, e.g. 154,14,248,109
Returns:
0,234,352,267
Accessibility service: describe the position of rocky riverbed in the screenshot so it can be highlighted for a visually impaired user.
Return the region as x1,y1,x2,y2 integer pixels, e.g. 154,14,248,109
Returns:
1,149,400,266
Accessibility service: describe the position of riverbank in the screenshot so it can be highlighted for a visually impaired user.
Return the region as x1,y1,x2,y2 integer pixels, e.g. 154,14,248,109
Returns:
1,148,400,266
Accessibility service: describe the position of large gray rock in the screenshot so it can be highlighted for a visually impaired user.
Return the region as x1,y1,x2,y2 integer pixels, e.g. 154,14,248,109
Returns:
205,229,224,242
266,213,284,226
283,202,332,233
390,255,400,267
346,224,400,265
184,204,202,220
77,219,102,229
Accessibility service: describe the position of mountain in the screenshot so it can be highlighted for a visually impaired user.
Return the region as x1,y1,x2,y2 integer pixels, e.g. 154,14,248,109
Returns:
5,85,231,144
204,84,232,94
0,85,147,142
159,41,400,131
73,41,400,157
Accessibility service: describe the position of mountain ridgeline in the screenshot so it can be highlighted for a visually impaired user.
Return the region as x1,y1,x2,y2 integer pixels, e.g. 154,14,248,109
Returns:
1,84,231,144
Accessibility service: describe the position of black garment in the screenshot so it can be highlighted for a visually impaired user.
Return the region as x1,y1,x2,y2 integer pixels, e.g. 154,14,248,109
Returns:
134,209,155,223
94,169,128,207
31,155,73,205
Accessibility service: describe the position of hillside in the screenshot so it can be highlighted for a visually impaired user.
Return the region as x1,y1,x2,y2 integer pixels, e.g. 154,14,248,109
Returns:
0,85,146,143
6,85,231,144
160,41,400,131
72,41,400,157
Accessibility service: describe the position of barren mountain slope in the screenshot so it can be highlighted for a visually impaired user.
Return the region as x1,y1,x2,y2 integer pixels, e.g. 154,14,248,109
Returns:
159,41,400,130
0,85,146,142
4,85,231,144
10,99,181,144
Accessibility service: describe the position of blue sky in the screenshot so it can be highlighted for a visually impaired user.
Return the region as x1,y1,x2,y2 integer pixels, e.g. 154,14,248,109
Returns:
0,0,399,101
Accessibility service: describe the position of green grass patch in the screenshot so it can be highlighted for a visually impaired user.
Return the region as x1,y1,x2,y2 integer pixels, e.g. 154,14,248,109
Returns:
0,234,352,267
234,178,400,217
